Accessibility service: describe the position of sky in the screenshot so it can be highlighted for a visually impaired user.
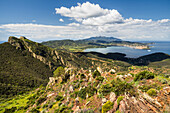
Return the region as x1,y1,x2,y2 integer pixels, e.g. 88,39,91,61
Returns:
0,0,170,42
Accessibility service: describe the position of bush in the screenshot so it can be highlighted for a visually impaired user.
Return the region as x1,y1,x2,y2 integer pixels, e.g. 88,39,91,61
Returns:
139,83,160,92
111,79,136,96
92,70,101,78
30,108,39,113
55,95,63,101
86,86,97,97
96,76,104,82
80,73,86,79
147,88,157,96
78,88,86,99
134,71,155,81
99,84,112,96
117,96,124,105
102,101,114,113
53,66,65,77
4,107,17,113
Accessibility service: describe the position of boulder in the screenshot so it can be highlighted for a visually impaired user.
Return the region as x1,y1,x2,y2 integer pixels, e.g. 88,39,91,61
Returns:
110,92,116,102
69,85,74,92
109,69,116,73
102,98,107,105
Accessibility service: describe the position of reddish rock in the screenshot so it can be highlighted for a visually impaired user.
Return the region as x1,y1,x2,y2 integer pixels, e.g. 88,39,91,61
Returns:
119,100,126,113
113,99,118,111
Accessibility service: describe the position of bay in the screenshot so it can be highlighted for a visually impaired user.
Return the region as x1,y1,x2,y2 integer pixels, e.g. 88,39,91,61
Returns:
84,41,170,58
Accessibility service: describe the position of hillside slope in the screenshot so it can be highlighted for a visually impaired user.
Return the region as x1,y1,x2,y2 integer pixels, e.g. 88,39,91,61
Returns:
0,42,53,98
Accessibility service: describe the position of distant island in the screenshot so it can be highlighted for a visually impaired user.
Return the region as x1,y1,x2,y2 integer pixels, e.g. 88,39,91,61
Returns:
42,36,150,52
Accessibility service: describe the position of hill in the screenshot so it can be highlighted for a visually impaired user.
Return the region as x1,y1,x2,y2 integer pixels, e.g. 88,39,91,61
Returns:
0,36,131,98
42,36,149,52
0,42,53,98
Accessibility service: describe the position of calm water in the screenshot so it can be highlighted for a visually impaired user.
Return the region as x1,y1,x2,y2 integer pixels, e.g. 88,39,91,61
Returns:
84,41,170,58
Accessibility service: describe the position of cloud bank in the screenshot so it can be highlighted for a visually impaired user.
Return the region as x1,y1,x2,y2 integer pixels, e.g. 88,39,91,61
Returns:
0,2,170,41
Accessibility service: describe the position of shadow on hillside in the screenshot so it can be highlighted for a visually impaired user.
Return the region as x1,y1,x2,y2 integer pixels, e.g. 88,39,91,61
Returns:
75,52,170,66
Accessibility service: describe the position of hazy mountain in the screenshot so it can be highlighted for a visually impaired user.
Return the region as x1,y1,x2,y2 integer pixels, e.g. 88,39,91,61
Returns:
83,36,122,42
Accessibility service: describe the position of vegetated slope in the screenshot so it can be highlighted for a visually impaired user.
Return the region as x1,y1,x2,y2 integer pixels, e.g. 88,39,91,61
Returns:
42,36,149,52
2,67,169,113
8,36,130,71
0,42,53,98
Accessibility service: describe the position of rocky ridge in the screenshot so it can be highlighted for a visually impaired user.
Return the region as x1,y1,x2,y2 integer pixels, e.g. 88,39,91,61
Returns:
25,68,169,113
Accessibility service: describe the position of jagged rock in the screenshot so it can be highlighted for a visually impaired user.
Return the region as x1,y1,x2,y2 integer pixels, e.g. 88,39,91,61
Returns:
86,94,89,98
47,77,56,86
85,101,90,106
67,96,70,102
109,69,116,73
97,67,102,73
113,100,118,112
74,106,80,113
69,85,74,92
47,93,55,97
116,75,124,81
89,76,93,82
75,97,79,105
102,98,107,105
70,74,75,81
119,100,126,113
110,92,116,102
97,84,101,89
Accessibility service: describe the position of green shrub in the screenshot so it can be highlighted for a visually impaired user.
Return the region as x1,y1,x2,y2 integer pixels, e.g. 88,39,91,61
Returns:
53,66,65,77
117,96,124,105
80,73,86,79
4,107,17,113
102,101,114,113
30,108,39,113
92,70,101,78
115,110,121,113
78,88,86,99
139,83,161,92
55,95,63,101
147,88,157,96
96,76,104,82
99,84,112,96
111,79,136,96
134,71,155,81
86,86,97,97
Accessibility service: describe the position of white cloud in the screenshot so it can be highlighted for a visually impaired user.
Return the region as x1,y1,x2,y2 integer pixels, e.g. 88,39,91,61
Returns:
55,2,123,25
0,2,170,41
0,19,170,42
59,18,64,22
68,23,80,26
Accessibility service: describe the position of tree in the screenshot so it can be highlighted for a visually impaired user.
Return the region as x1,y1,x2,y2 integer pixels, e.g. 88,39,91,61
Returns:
53,66,65,77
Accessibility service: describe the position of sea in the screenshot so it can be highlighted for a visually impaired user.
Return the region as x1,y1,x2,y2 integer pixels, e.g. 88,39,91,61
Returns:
84,41,170,58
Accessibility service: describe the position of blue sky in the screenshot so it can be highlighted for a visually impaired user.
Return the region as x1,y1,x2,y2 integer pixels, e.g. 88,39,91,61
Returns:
0,0,170,41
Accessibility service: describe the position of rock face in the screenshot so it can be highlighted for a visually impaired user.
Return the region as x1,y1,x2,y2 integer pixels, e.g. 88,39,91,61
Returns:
7,36,100,70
